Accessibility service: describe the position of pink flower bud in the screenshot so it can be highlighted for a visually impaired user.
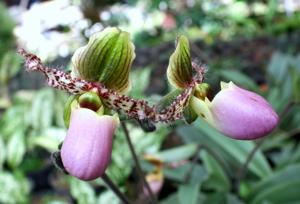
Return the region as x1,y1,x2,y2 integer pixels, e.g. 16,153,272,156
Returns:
61,108,117,180
191,82,279,140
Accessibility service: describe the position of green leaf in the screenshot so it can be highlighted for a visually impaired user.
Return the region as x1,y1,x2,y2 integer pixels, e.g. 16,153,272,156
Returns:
201,150,230,192
31,128,66,152
280,105,300,132
249,164,300,203
266,87,287,113
30,88,55,130
167,35,193,89
0,171,30,204
203,192,245,204
97,190,120,204
267,51,292,85
178,183,200,204
72,27,135,93
163,163,208,183
69,177,96,204
217,69,259,92
177,119,272,178
7,130,26,168
129,67,151,98
0,137,6,169
161,193,180,204
107,124,168,184
54,91,69,127
153,144,198,163
161,189,206,204
291,67,300,103
0,51,21,85
0,2,15,56
196,119,271,178
249,164,300,204
251,181,300,204
0,105,27,140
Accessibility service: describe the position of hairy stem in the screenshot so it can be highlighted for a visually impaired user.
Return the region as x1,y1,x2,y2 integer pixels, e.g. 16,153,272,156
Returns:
102,173,131,204
120,121,157,204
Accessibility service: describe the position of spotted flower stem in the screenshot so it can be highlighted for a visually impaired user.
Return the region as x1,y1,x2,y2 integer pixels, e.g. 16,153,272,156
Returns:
18,49,205,123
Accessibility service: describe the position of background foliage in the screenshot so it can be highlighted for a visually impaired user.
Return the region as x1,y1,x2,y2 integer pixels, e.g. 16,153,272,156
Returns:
0,0,300,203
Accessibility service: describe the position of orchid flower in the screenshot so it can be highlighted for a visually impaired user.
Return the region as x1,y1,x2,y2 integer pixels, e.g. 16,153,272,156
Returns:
165,35,279,140
190,82,279,140
19,27,279,183
19,28,203,181
61,107,118,180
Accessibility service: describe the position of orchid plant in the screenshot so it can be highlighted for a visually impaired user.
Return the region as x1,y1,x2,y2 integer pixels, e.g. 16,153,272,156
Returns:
19,27,279,203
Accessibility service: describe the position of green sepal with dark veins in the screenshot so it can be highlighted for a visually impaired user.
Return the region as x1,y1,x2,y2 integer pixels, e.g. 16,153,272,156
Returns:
167,35,193,89
72,27,135,93
63,95,79,128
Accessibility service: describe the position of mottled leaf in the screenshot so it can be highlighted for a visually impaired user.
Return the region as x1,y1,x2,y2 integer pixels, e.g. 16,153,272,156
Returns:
69,177,96,204
7,130,25,168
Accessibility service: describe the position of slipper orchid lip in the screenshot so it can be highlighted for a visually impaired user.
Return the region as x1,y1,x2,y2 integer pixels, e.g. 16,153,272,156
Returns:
191,81,279,140
61,108,117,180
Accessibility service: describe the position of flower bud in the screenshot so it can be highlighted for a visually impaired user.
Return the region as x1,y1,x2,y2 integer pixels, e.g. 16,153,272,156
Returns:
191,81,279,140
61,108,117,180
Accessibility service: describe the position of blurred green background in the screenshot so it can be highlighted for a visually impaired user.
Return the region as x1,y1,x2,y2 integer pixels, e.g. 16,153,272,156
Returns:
0,0,300,203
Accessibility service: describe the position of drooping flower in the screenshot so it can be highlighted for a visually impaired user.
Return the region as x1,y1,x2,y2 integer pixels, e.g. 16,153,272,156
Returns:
61,107,118,180
190,81,279,140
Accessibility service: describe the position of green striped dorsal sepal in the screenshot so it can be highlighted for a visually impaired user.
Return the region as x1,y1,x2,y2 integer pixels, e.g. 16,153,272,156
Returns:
167,35,193,89
71,27,135,93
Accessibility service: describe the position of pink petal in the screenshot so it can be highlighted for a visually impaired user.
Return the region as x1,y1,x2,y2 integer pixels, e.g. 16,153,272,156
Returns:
61,108,117,180
211,82,279,140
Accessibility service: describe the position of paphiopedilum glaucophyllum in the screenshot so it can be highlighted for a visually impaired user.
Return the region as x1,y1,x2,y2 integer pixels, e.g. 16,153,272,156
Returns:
19,27,279,181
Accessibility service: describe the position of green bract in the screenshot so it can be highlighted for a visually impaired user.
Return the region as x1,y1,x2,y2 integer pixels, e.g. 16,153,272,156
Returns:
167,35,193,89
71,27,135,93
